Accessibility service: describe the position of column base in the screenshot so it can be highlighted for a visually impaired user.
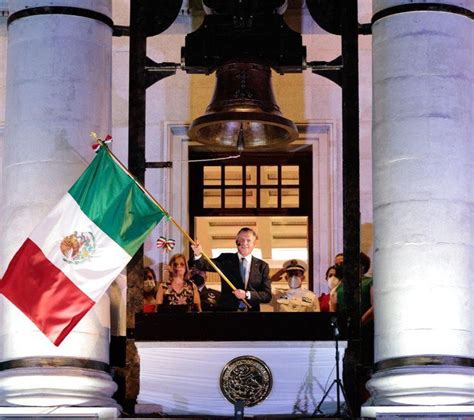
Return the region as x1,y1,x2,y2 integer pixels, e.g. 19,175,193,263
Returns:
361,405,474,418
0,406,119,418
366,365,474,406
0,366,119,407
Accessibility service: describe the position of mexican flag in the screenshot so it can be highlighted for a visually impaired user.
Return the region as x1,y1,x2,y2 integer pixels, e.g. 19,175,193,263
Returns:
0,145,165,346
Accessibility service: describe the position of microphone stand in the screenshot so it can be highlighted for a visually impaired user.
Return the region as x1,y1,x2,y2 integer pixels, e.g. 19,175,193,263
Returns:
313,317,352,418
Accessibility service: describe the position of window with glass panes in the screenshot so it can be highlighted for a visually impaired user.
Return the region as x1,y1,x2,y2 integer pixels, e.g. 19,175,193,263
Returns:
189,152,311,217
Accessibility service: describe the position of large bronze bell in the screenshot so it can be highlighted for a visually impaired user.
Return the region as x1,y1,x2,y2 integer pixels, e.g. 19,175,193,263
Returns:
188,59,298,150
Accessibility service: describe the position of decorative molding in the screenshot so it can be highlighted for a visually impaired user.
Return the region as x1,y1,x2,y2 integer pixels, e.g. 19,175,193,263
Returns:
372,3,474,25
165,121,341,293
7,6,113,28
0,356,110,373
374,355,474,372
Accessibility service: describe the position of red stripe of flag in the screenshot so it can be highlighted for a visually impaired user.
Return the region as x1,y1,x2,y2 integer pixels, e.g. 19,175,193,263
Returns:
0,239,95,346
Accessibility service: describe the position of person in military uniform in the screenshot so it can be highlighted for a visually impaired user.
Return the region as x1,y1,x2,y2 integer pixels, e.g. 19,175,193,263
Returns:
189,267,221,311
273,259,320,312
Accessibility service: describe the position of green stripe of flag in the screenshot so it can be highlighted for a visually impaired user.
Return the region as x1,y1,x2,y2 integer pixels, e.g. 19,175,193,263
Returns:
68,147,165,256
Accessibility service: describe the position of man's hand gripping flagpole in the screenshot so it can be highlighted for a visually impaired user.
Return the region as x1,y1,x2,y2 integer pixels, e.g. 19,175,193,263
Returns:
96,138,252,309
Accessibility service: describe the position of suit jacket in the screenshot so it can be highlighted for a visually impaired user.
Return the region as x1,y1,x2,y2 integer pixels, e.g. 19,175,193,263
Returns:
191,253,271,311
199,286,221,311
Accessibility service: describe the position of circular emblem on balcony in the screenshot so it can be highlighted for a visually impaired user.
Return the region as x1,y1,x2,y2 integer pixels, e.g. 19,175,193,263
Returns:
220,355,272,407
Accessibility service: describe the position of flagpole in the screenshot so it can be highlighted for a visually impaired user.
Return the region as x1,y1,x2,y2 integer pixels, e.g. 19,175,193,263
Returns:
100,141,252,309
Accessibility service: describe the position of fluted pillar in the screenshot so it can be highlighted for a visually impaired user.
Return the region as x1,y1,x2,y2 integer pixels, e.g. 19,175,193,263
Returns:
364,0,474,416
0,0,118,415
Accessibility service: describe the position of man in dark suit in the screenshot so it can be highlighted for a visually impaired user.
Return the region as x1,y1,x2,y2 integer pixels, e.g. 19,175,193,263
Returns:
190,227,271,311
189,267,221,311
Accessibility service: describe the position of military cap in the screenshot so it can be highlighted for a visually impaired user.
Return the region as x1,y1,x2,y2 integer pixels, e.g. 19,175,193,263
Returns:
283,259,307,273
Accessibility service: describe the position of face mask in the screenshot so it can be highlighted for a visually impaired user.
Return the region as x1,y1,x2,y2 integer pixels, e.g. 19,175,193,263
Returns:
328,276,339,290
144,280,155,292
288,275,302,289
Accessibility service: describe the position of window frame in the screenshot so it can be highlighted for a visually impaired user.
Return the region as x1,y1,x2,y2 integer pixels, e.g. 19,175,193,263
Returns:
189,149,314,289
189,151,312,217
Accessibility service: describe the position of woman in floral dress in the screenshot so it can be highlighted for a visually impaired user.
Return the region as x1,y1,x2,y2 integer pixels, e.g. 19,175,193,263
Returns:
156,253,202,312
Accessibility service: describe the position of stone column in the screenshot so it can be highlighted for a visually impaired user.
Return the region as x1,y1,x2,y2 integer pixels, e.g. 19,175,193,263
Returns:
0,0,118,415
365,0,474,415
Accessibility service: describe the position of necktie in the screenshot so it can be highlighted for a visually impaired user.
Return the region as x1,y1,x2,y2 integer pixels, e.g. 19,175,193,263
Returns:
238,257,248,311
240,257,247,288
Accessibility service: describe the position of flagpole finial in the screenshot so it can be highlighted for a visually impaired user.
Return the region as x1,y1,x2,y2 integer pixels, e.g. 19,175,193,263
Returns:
91,132,113,152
